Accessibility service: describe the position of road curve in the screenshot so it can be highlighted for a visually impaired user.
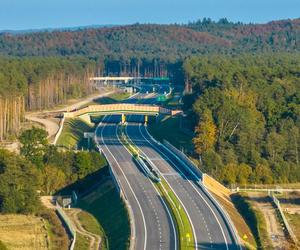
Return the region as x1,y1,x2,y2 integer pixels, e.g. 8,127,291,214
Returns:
95,118,177,250
125,123,241,250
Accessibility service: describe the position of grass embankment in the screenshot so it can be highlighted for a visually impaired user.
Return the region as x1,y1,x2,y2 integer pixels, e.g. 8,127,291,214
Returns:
0,214,49,250
148,115,194,153
231,193,271,249
57,91,132,149
91,91,131,105
74,233,90,250
119,125,194,250
155,179,194,250
285,213,300,244
56,118,95,150
78,211,105,240
78,179,130,250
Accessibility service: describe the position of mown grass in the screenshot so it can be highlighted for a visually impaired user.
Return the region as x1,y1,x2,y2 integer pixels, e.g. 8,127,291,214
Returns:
231,193,270,249
56,118,95,150
91,92,131,105
74,233,90,250
120,125,194,250
78,179,130,250
77,211,108,250
155,179,194,250
148,115,194,153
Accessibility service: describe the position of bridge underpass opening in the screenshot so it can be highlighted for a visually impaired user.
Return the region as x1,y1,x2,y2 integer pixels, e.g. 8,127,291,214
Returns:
90,114,152,125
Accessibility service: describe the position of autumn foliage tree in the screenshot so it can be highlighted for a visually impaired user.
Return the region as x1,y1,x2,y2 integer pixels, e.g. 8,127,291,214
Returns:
193,109,217,160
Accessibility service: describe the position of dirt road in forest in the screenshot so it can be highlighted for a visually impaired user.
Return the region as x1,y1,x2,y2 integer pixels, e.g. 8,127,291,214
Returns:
25,89,114,142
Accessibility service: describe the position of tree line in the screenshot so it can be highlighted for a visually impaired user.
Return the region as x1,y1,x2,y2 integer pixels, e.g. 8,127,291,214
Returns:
0,57,95,140
0,18,300,59
184,53,300,185
0,127,107,214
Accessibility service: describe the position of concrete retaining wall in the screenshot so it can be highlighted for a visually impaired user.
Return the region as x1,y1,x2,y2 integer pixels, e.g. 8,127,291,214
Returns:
53,116,65,145
56,205,76,250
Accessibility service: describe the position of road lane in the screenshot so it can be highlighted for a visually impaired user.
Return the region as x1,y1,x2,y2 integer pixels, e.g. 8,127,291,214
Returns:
125,123,241,250
95,117,177,250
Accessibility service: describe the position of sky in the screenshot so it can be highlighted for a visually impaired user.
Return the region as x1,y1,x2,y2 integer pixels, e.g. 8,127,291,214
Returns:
0,0,299,30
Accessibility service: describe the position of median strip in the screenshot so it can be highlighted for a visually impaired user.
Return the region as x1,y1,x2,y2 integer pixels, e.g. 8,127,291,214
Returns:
118,125,195,250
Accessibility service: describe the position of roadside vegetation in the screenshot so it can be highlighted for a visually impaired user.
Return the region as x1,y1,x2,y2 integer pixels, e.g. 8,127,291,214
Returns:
0,214,49,250
119,125,194,250
78,179,130,250
0,127,110,250
148,116,194,154
184,54,300,186
231,193,271,249
155,179,194,249
56,118,95,150
91,91,131,105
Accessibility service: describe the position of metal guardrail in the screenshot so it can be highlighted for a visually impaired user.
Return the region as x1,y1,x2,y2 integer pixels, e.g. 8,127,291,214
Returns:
161,139,241,249
269,193,298,245
163,139,203,180
56,204,76,250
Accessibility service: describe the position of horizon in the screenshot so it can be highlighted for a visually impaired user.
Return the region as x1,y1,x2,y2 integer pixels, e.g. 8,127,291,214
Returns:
0,0,299,30
0,16,299,33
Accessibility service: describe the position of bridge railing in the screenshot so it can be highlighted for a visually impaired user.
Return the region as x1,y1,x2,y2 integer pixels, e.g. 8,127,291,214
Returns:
64,103,171,118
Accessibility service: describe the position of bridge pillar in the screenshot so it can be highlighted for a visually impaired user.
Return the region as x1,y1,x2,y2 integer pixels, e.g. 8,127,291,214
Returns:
144,115,148,126
121,114,126,124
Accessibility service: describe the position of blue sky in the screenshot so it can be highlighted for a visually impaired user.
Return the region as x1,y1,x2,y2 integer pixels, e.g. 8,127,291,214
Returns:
0,0,299,30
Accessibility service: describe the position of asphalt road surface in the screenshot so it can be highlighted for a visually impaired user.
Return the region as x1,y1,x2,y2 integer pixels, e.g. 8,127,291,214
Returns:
96,87,241,250
95,92,177,250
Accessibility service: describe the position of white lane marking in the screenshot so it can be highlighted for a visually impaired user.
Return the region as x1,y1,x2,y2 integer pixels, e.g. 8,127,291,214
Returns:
140,125,230,250
96,121,148,250
118,125,178,250
125,125,195,250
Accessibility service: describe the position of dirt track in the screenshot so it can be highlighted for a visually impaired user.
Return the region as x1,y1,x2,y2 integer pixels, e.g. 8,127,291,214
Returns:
25,89,114,142
248,193,290,250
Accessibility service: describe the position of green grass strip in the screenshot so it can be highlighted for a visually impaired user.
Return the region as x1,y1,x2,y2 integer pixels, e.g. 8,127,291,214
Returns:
155,179,195,250
118,125,195,250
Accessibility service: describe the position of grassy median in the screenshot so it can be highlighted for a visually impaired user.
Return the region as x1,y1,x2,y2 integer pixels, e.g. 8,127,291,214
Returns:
119,125,195,250
155,179,195,250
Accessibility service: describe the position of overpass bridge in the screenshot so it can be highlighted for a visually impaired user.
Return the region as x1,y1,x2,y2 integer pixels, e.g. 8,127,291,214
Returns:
63,103,177,125
90,76,170,84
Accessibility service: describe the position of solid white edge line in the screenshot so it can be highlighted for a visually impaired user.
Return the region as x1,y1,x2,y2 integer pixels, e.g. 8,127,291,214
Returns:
96,119,147,250
125,124,196,250
140,125,230,250
119,125,178,250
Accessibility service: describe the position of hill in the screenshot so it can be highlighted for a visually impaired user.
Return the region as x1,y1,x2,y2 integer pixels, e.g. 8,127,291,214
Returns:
0,18,300,59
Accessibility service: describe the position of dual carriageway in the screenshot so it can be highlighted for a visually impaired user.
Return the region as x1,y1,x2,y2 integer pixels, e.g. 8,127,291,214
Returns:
74,83,241,250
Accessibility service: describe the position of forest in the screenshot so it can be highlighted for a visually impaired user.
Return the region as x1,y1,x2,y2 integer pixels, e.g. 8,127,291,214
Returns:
0,57,95,140
0,18,300,59
0,18,299,186
184,53,300,185
0,128,107,214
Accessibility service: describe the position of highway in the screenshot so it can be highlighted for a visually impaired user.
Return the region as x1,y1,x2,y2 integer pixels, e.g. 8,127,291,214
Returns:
95,91,177,250
96,86,241,250
125,124,240,249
